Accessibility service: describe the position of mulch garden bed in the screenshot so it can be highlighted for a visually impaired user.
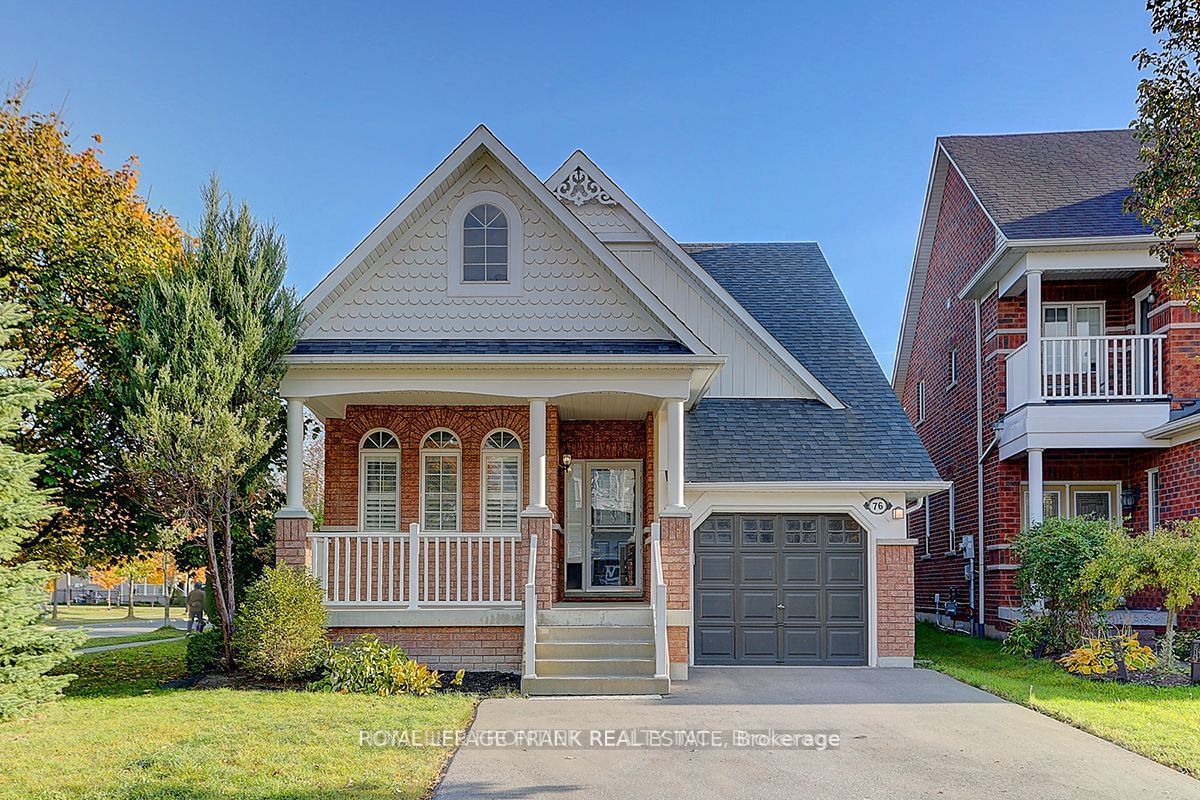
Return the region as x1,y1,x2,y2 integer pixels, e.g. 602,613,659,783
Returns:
172,668,521,694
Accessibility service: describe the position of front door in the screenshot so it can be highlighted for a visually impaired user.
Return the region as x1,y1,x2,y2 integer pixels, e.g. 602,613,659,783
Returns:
584,461,641,592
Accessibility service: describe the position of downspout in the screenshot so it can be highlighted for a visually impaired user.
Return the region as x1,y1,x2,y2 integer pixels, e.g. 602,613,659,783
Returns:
974,298,987,637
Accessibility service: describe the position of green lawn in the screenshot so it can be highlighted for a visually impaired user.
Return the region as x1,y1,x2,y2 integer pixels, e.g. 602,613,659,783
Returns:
917,622,1200,777
81,627,185,649
0,640,479,799
47,605,186,625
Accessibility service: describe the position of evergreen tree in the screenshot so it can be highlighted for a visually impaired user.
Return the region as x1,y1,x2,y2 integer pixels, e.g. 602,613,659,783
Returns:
123,178,300,668
0,300,82,720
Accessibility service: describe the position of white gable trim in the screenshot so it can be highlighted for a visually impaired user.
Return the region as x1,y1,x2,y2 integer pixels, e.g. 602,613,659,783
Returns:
302,126,711,356
547,151,844,410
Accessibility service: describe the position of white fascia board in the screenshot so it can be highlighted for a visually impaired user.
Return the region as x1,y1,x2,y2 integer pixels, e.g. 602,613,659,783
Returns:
546,151,845,411
959,235,1162,301
301,125,711,358
284,353,727,368
1146,413,1200,443
685,480,951,494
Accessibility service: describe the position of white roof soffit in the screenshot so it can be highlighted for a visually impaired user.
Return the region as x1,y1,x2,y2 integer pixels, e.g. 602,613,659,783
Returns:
300,125,712,357
546,150,844,410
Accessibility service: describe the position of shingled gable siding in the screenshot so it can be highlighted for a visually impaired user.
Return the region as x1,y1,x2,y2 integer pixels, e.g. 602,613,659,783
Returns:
902,164,992,625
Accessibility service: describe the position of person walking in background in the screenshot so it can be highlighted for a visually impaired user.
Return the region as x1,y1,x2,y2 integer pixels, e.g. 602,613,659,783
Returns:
186,581,206,633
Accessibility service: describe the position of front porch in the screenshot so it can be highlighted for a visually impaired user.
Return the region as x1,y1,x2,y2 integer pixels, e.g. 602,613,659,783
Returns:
273,363,703,688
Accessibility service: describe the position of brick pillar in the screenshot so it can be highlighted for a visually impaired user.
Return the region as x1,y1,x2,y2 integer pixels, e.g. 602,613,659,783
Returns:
659,513,691,673
275,513,313,570
521,513,554,608
877,541,916,666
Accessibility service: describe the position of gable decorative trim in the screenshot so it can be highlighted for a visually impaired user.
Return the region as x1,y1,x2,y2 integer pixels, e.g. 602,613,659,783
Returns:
553,167,618,207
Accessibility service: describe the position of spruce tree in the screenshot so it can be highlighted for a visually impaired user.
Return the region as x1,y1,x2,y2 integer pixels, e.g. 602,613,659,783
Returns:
0,300,82,720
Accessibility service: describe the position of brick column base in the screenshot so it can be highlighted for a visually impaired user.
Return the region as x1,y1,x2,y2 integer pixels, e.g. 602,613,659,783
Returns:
275,513,313,571
877,541,915,666
658,514,692,677
521,513,554,608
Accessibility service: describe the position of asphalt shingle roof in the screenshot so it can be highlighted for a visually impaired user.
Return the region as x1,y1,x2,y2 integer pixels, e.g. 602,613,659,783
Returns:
939,130,1151,240
292,339,692,356
682,243,939,483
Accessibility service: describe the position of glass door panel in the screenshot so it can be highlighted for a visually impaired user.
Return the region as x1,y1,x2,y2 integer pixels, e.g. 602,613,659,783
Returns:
586,464,640,590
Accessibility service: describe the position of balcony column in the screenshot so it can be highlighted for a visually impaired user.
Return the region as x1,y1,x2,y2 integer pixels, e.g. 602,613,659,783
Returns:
1028,447,1045,527
284,397,307,513
524,398,550,517
1026,269,1043,402
664,398,688,515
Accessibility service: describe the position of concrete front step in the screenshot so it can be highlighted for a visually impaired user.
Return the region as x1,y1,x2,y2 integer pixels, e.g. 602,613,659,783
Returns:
521,675,669,696
537,624,654,643
536,640,655,660
539,606,652,627
535,657,656,677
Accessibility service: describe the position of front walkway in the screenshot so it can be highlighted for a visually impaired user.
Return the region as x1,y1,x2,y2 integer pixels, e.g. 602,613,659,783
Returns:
435,667,1198,799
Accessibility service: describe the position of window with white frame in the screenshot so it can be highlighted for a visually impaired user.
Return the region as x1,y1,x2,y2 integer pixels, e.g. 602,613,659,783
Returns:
359,430,400,531
923,501,931,557
462,203,508,283
1147,469,1161,531
1021,482,1119,529
947,483,956,551
481,430,522,532
917,380,926,424
421,429,461,531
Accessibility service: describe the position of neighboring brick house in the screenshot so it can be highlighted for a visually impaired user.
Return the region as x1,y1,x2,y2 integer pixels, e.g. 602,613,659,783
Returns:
276,126,942,695
893,129,1200,637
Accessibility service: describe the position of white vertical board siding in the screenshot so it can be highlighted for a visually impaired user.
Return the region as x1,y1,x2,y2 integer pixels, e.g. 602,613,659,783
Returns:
305,157,671,341
610,245,808,398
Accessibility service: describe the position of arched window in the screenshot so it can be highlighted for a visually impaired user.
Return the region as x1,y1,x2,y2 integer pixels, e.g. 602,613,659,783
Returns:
421,429,461,531
359,430,400,531
481,430,522,532
462,203,508,283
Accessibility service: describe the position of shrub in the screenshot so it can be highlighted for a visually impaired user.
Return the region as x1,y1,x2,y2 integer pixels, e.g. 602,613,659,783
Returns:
1171,629,1200,664
1058,635,1157,677
1084,520,1200,668
312,635,464,696
1013,516,1114,645
185,629,224,675
232,566,326,681
1002,615,1055,658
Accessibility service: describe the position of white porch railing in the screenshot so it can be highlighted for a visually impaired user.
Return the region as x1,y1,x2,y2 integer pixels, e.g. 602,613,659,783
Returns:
1007,335,1167,408
649,522,668,679
309,524,521,606
523,532,538,678
1041,335,1166,400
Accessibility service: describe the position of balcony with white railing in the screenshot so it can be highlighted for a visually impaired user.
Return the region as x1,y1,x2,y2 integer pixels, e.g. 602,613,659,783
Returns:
309,524,522,607
1006,334,1168,410
1000,334,1171,459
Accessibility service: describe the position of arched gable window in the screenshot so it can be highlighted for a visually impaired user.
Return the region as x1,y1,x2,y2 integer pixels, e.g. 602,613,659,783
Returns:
462,203,508,283
359,430,400,531
421,429,461,531
481,430,522,532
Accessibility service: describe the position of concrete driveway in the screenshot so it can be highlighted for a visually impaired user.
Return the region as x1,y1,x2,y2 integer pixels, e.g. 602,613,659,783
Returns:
435,667,1198,799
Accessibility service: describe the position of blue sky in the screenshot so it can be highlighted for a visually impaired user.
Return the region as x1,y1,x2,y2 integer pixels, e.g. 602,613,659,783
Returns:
3,2,1156,372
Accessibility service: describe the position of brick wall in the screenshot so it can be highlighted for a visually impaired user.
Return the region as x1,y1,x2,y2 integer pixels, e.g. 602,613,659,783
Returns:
902,164,992,622
877,544,915,659
275,515,313,570
328,626,522,672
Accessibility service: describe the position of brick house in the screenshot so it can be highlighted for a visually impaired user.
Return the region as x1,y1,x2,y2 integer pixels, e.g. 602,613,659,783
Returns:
893,129,1200,637
276,126,942,694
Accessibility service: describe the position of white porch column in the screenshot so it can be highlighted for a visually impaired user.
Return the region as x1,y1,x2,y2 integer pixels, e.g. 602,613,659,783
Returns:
284,397,307,513
1026,269,1043,402
525,398,550,516
1028,447,1045,527
664,398,687,515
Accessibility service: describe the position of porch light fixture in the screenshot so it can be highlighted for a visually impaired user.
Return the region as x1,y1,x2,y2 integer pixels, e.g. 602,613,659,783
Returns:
1121,485,1140,514
891,507,905,520
560,452,573,470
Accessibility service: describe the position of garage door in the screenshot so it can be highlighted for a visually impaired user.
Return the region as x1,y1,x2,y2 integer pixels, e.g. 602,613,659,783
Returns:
694,513,867,665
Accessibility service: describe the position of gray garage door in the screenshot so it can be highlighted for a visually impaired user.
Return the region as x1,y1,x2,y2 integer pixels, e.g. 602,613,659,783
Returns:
694,513,867,665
